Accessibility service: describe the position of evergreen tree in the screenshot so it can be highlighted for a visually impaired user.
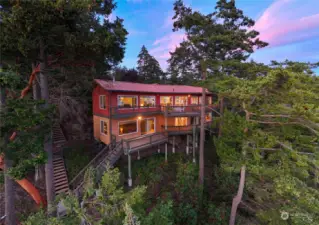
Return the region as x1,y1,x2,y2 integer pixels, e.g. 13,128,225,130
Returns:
137,46,164,83
168,0,268,83
210,68,319,224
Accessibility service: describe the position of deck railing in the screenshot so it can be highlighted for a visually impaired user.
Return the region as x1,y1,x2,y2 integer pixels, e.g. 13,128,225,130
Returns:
110,104,218,116
69,145,109,190
123,132,168,153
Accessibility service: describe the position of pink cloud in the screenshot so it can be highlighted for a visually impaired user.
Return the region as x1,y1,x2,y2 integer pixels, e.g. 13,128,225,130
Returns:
254,0,319,47
150,32,186,69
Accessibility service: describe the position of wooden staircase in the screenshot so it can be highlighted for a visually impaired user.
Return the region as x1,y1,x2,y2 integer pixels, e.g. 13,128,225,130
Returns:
70,142,123,197
52,123,69,195
53,156,69,194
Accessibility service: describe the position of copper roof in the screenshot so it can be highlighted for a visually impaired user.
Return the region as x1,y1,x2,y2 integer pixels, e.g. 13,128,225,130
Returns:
95,79,210,94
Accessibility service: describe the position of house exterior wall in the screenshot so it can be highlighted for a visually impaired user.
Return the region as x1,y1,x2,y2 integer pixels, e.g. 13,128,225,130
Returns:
92,83,215,145
93,115,110,144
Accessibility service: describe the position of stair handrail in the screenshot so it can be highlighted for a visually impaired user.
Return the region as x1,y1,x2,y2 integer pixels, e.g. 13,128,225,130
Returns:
69,145,109,189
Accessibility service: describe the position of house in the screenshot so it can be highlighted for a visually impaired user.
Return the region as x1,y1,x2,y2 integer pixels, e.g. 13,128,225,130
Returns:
92,80,217,186
93,79,216,148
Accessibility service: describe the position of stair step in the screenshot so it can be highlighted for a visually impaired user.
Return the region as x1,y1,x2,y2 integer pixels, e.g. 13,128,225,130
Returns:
54,165,66,171
54,168,67,174
56,188,69,194
54,173,68,180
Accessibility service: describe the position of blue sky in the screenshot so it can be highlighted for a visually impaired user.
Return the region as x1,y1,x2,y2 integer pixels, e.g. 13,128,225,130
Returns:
111,0,319,74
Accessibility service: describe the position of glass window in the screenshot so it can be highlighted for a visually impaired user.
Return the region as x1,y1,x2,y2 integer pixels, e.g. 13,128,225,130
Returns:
191,96,198,105
207,96,212,105
175,96,188,106
140,96,155,107
141,118,155,135
160,96,173,106
205,113,212,121
175,117,188,126
119,120,137,135
99,95,106,109
100,120,108,135
118,96,137,108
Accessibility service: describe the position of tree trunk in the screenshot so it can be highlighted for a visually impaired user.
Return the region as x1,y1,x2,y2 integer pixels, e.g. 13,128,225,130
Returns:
218,96,224,137
199,69,206,185
1,85,15,225
32,63,44,183
229,165,246,225
39,40,55,211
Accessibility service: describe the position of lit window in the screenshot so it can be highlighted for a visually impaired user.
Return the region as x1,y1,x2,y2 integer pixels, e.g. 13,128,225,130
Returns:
175,96,188,106
160,96,173,106
119,120,137,135
141,118,155,135
140,96,155,107
207,96,212,105
205,113,212,121
99,95,106,109
175,117,188,126
191,96,199,105
100,120,108,135
118,96,137,108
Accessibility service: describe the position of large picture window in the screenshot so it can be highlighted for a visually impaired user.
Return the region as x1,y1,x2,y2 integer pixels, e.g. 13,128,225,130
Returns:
100,120,108,135
175,117,188,126
175,96,188,106
118,96,137,108
191,96,199,105
140,96,155,107
119,120,137,135
140,118,155,135
160,96,173,106
99,95,106,109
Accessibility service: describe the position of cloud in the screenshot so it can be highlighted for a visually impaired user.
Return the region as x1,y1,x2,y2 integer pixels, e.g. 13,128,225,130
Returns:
150,32,186,69
128,28,147,36
253,0,319,47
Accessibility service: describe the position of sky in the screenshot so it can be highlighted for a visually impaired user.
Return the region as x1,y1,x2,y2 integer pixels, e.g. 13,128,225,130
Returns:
111,0,319,74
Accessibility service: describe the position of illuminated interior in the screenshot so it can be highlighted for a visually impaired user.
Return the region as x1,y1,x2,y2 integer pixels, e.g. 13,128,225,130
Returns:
140,96,155,107
175,117,188,126
100,120,108,134
119,121,137,135
160,96,173,106
141,118,155,135
191,96,198,105
175,96,188,106
118,96,137,108
205,113,212,121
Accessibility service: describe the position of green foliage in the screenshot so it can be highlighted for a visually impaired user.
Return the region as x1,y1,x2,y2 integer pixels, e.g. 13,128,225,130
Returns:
143,200,174,225
0,97,53,179
23,167,147,225
210,69,319,224
137,45,165,83
168,0,268,83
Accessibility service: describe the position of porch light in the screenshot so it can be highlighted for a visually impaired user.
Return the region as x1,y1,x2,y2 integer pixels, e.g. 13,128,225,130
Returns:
188,94,191,97
138,116,142,120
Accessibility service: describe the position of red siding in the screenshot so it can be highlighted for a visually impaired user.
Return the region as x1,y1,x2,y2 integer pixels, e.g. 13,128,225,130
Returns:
93,85,110,117
93,84,214,118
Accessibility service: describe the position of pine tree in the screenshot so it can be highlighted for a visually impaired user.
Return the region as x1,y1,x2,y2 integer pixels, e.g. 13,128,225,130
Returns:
210,67,319,224
168,0,268,83
137,46,164,83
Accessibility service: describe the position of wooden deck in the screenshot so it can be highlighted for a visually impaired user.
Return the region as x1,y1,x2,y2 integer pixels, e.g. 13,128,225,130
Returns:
123,132,168,154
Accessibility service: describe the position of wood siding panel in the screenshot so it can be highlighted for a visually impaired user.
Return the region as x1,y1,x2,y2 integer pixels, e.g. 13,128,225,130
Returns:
93,85,110,117
93,115,110,145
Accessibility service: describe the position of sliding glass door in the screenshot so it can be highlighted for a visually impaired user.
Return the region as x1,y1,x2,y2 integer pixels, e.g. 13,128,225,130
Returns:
140,118,155,135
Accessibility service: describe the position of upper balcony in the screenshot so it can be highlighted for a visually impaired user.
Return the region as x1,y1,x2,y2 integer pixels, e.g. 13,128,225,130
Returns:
110,104,219,118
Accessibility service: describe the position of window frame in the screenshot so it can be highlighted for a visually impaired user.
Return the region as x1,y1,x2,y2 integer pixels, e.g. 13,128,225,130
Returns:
191,96,199,105
100,120,108,135
175,117,188,126
175,96,188,106
118,120,138,136
99,95,106,110
160,96,173,106
140,117,156,136
139,95,156,108
117,95,138,110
